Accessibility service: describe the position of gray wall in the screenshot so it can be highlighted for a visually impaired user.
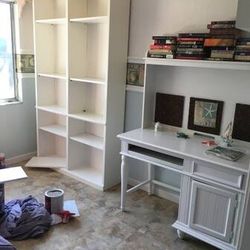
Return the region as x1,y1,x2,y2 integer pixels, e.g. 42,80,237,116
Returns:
125,0,239,195
124,90,181,190
0,77,36,159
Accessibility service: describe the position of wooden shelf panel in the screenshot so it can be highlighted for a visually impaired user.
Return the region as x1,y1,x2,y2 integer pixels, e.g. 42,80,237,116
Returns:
70,16,108,24
70,77,106,85
145,58,250,71
59,167,103,189
70,133,104,150
40,124,67,138
126,85,144,93
38,72,67,80
69,112,105,125
26,156,66,168
36,18,66,25
37,105,66,116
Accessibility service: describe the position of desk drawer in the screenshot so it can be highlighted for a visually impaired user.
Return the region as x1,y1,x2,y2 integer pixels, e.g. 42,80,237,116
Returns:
192,160,245,189
128,144,183,170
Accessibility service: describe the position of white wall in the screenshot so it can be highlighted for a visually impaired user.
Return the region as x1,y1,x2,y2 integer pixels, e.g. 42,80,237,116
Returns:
16,2,34,54
0,2,36,160
129,0,238,57
125,0,242,199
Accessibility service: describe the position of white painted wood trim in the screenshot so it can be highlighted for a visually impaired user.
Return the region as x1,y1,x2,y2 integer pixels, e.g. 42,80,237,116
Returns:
126,85,144,93
6,151,37,165
145,58,250,70
70,16,108,23
188,180,237,242
127,179,150,193
128,177,179,204
36,18,66,25
173,221,236,250
17,73,35,79
127,57,145,64
18,49,34,54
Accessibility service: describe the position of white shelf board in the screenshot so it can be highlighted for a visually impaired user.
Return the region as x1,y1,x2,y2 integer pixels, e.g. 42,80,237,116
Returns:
40,124,67,138
70,133,104,150
59,167,103,190
37,105,66,116
38,72,66,80
25,156,66,168
145,58,250,70
69,112,105,125
128,57,145,64
36,18,66,25
70,16,108,24
126,84,144,93
70,77,106,85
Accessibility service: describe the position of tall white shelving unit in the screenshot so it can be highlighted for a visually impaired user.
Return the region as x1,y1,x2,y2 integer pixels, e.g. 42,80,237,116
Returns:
27,0,130,190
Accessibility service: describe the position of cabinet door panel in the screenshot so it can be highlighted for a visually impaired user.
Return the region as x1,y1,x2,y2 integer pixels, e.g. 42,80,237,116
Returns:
189,180,237,243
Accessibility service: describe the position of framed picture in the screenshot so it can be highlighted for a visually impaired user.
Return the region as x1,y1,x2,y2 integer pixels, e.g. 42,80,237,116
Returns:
188,97,224,135
232,103,250,142
126,63,144,86
155,93,185,127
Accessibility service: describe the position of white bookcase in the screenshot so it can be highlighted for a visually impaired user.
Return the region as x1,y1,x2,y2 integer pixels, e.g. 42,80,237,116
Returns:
27,0,130,190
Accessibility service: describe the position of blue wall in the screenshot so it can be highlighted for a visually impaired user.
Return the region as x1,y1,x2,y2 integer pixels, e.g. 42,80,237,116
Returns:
0,77,36,158
124,90,181,189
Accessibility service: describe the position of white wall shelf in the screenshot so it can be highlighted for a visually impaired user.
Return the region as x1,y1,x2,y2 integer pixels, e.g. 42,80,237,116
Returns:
70,16,108,24
36,18,66,25
37,105,66,116
38,73,67,80
70,133,104,150
70,77,106,85
145,58,250,71
128,57,145,64
126,85,144,93
40,124,67,138
69,112,105,125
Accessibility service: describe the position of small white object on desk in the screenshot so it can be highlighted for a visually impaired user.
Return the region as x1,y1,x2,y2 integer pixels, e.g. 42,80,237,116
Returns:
154,122,161,132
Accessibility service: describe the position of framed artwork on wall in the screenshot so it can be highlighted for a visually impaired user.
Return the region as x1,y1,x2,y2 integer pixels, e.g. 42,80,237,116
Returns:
188,97,224,135
232,103,250,142
155,93,185,127
126,63,144,86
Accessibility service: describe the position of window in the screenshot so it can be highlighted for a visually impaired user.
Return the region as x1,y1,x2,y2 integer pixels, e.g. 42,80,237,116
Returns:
0,0,17,103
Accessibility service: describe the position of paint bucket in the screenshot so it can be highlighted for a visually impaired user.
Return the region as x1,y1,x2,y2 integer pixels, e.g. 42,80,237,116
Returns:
45,188,64,214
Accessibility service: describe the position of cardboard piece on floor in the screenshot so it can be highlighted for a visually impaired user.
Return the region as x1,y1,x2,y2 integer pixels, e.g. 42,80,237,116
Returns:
64,200,80,217
0,167,27,183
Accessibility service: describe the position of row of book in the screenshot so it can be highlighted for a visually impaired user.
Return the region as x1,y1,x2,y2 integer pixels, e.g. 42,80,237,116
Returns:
206,20,239,61
147,20,250,62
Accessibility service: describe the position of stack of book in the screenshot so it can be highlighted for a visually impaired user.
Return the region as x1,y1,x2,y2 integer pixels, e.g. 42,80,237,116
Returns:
207,20,244,37
234,38,250,62
204,20,236,61
176,33,206,60
147,36,176,59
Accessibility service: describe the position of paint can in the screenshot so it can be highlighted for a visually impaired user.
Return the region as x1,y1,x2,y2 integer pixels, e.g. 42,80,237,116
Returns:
45,188,64,214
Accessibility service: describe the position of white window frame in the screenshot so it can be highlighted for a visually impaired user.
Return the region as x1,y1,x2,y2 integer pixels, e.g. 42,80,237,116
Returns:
0,0,18,104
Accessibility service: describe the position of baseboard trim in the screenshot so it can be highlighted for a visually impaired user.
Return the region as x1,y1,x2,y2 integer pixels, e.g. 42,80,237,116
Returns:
128,177,179,204
6,152,37,165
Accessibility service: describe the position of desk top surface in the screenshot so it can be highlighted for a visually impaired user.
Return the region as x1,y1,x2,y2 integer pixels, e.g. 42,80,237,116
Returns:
118,128,250,173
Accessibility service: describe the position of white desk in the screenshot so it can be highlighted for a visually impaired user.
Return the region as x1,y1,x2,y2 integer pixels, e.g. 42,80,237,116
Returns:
117,128,250,250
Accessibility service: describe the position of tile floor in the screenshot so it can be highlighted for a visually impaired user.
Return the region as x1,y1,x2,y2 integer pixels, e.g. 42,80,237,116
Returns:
5,166,217,250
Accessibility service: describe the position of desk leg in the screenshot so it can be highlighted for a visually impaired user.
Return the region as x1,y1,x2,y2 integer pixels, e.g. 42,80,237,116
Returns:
148,163,154,195
121,155,128,211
